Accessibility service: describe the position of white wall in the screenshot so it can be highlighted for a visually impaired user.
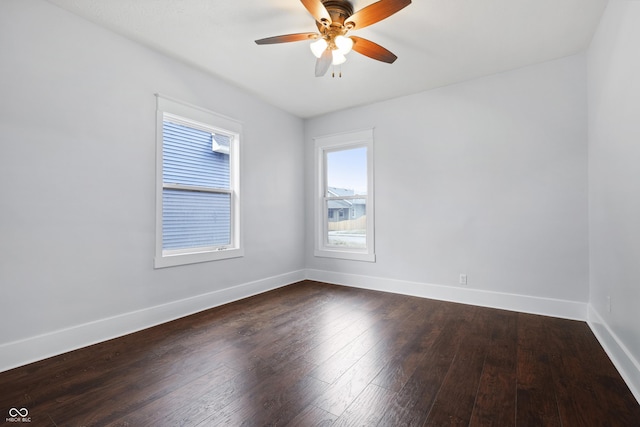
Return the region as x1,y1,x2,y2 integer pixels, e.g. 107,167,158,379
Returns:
0,0,305,371
305,54,589,315
587,0,640,401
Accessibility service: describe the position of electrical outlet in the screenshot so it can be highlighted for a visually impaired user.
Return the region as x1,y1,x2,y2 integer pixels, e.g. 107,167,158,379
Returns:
459,274,468,285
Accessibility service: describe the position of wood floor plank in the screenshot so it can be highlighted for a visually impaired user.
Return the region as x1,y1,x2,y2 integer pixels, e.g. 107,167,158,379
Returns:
147,363,264,426
371,301,446,392
240,375,330,426
515,313,562,427
424,309,491,426
286,405,337,427
105,363,240,426
308,294,411,385
545,317,640,426
195,356,318,426
332,383,395,426
377,305,478,426
301,293,393,368
313,297,440,417
1,280,638,426
43,343,227,425
468,309,517,427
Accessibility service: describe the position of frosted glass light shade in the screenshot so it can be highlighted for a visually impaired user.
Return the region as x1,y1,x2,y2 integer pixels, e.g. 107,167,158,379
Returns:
310,38,328,58
335,36,353,54
332,51,347,65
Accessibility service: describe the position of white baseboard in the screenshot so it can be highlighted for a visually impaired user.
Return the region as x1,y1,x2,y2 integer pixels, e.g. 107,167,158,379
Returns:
0,270,305,374
305,269,587,321
587,305,640,404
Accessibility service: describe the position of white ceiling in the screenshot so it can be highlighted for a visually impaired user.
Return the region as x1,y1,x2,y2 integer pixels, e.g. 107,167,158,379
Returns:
46,0,607,118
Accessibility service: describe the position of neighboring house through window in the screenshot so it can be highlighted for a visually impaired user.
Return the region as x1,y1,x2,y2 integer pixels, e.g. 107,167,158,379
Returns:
155,95,242,268
314,129,375,262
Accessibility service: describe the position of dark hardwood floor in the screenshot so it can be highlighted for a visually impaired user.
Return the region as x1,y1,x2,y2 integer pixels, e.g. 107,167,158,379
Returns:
1,280,639,426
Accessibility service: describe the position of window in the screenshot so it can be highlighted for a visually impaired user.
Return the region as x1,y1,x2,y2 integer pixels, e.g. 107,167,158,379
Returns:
155,95,242,268
314,129,375,262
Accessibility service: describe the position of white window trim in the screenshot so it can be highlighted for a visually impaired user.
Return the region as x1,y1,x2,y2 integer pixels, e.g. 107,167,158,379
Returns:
155,94,243,268
314,128,375,262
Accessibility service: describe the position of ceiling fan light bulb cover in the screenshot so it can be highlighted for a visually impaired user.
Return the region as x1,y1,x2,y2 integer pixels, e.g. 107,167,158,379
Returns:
335,35,353,54
310,38,328,58
332,51,347,65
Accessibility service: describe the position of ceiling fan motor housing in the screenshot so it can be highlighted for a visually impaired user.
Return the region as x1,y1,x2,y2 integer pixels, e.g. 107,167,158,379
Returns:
321,0,354,28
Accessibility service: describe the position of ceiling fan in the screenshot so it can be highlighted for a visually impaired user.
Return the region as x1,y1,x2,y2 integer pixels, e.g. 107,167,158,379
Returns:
255,0,411,77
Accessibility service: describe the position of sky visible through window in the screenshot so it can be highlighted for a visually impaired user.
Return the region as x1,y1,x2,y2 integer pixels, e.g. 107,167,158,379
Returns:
327,146,367,195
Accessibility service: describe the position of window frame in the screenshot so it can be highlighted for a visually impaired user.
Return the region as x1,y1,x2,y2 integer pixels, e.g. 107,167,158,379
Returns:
155,94,243,268
314,129,375,262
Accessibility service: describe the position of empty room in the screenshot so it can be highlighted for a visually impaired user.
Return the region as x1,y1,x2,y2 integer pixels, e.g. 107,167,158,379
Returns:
1,0,639,425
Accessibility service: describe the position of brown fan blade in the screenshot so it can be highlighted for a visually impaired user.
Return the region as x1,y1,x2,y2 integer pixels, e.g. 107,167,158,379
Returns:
255,32,319,45
345,0,411,30
351,36,397,63
300,0,332,26
315,49,332,77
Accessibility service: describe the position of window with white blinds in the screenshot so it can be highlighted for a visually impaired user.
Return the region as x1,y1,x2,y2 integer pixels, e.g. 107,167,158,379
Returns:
155,95,242,268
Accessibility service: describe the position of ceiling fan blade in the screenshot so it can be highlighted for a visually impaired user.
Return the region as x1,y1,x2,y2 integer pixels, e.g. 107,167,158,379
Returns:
300,0,332,25
315,49,332,77
351,36,398,63
255,32,319,45
345,0,411,30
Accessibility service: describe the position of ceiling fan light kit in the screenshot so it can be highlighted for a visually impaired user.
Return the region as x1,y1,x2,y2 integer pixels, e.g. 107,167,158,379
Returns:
334,35,354,54
255,0,411,77
310,38,329,57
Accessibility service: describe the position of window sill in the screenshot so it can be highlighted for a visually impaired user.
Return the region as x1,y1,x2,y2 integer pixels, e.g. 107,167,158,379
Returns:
314,249,376,263
155,247,244,268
